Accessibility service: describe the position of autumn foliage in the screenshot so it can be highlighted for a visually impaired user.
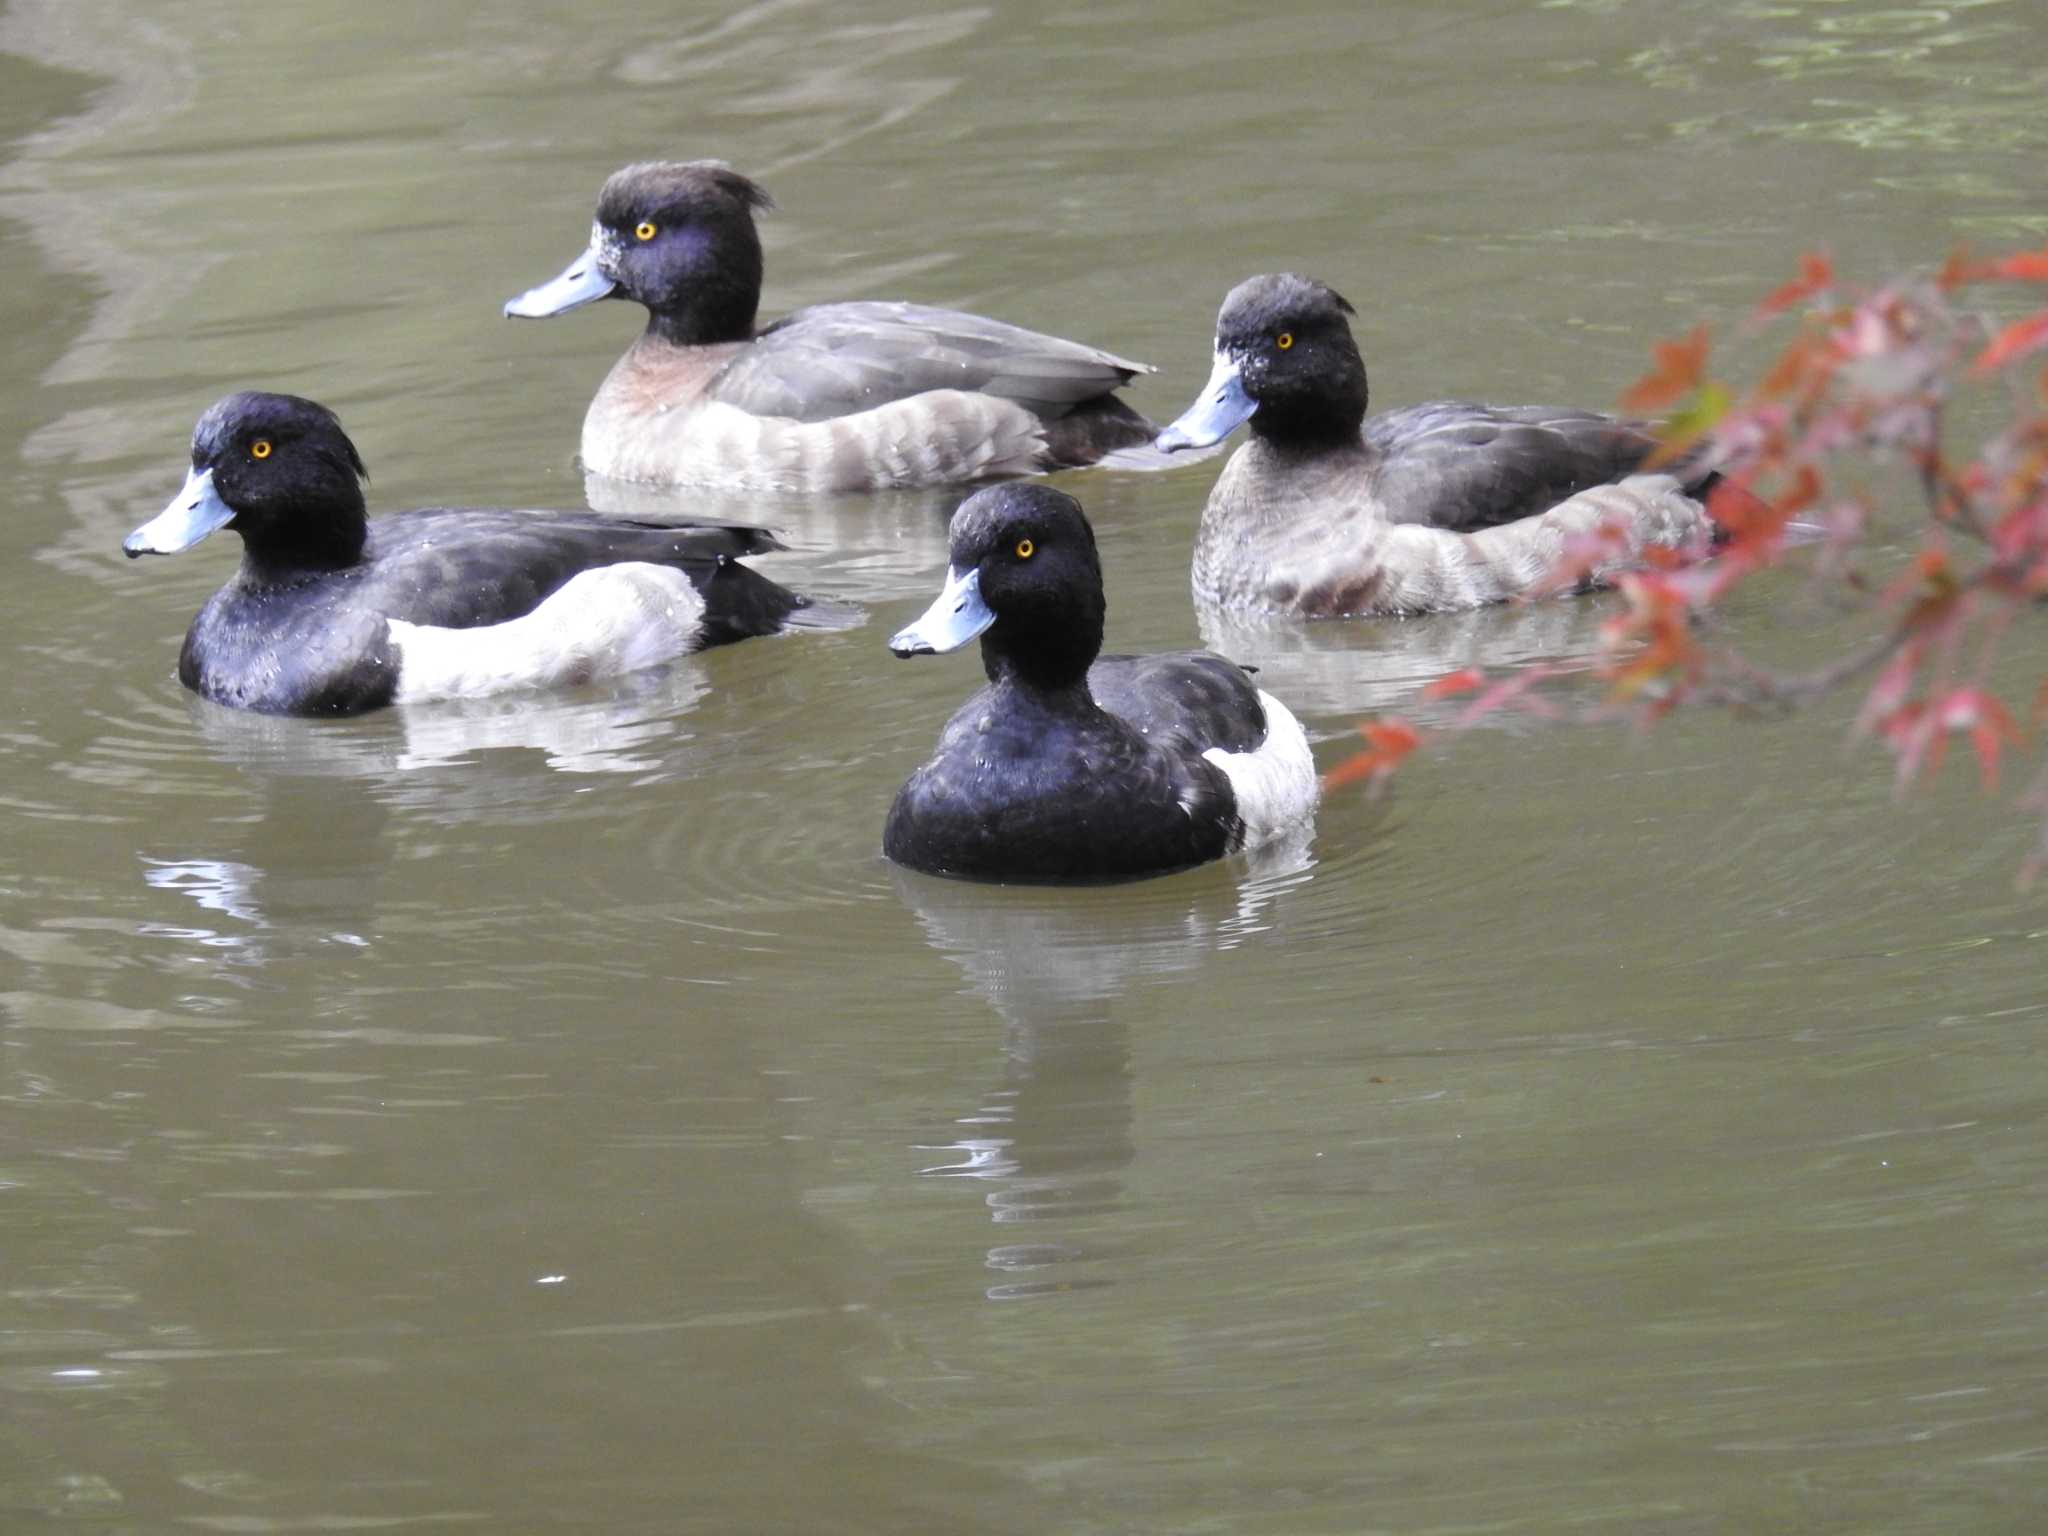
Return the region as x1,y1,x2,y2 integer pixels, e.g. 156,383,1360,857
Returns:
1326,244,2048,882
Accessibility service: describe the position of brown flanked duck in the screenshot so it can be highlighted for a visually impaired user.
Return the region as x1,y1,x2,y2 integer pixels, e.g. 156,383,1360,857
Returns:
1155,273,1720,617
505,161,1157,492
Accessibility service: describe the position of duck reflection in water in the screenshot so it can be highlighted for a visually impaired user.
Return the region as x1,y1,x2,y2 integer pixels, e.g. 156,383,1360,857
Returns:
894,841,1310,1299
583,470,958,610
133,668,738,981
1193,590,1622,722
137,767,391,980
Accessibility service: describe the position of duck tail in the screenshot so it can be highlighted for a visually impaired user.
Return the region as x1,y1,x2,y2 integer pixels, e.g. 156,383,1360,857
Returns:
698,556,863,644
1040,397,1166,470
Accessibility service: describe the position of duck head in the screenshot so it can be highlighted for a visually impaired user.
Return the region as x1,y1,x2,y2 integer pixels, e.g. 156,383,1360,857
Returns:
889,484,1106,691
1156,273,1367,453
503,159,775,347
124,392,369,574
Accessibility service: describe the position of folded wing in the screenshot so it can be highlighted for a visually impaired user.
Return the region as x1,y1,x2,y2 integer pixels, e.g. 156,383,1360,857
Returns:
709,302,1151,423
1365,402,1694,533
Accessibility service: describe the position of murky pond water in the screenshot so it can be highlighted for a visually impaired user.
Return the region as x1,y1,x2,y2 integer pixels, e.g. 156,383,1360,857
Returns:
5,1,2047,1530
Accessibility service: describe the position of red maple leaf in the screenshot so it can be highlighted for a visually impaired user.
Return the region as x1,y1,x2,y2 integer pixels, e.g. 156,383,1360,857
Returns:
1419,668,1487,702
1973,311,2048,376
1620,324,1711,413
1752,251,1835,321
1939,689,2022,791
1322,717,1422,793
1979,246,2048,284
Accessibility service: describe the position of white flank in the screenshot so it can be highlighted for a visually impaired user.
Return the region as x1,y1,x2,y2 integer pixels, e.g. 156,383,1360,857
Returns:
1203,689,1319,850
585,393,1045,492
390,564,708,703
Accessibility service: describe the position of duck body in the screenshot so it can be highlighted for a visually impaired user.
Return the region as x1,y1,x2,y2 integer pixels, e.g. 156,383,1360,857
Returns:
506,162,1155,492
1158,274,1718,617
884,485,1317,884
887,655,1265,883
126,393,808,717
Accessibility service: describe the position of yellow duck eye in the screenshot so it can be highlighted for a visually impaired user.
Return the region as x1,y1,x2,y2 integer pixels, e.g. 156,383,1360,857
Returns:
1275,332,1294,350
635,221,658,241
251,440,273,459
1015,538,1035,560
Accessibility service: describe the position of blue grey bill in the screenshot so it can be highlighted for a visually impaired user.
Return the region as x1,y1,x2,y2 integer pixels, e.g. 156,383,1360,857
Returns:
123,466,234,557
889,566,996,656
503,243,617,318
1154,351,1257,451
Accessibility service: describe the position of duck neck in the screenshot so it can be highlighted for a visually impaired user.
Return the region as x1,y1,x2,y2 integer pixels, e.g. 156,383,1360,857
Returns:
235,495,367,586
983,668,1100,727
645,302,756,349
979,611,1104,703
643,237,762,347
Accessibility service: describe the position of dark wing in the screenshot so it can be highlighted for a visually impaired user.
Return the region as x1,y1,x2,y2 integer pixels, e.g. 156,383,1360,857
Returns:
356,508,789,629
1365,402,1687,533
708,302,1151,423
1089,651,1268,756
